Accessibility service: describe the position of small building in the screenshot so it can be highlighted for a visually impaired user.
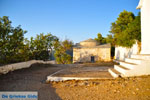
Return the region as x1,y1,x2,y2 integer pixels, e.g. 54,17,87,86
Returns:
73,38,111,63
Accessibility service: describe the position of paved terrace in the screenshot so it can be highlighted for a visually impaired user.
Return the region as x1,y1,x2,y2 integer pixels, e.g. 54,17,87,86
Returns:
0,62,114,100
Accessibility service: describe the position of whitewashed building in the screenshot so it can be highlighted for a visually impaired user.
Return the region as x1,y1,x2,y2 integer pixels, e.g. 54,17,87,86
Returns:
109,0,150,78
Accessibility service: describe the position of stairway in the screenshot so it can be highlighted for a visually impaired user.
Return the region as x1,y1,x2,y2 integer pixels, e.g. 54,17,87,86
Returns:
108,54,150,78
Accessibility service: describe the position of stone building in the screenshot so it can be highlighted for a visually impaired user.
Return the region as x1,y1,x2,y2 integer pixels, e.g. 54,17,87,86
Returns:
73,38,111,63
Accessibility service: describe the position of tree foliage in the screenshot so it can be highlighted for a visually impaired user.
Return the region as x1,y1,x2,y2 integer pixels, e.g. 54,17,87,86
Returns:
94,33,106,44
127,12,141,42
106,34,113,44
0,16,27,64
0,16,58,64
26,33,58,60
110,10,141,47
54,39,73,64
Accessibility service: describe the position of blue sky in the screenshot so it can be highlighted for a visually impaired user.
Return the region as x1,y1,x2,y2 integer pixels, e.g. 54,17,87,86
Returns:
0,0,140,43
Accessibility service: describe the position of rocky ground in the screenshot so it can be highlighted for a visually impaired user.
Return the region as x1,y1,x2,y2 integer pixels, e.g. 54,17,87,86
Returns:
0,63,150,100
52,76,150,100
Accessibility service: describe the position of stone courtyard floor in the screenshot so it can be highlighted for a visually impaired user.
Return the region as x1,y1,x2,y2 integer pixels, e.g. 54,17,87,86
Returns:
47,66,114,82
0,62,150,100
52,66,113,77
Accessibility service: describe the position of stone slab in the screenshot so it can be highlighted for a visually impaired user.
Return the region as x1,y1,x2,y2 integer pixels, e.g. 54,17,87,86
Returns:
47,66,114,82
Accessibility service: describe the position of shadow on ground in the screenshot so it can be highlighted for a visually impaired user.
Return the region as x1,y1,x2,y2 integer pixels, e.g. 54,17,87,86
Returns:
0,63,62,100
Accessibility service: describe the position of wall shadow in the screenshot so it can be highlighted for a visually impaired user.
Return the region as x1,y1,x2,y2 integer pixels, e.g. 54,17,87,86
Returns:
0,63,62,100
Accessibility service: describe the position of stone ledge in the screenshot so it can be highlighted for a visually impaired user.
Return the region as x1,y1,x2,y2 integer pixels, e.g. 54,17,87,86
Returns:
0,60,55,74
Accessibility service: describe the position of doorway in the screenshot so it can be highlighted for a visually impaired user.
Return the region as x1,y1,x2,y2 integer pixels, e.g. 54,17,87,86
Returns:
91,56,95,63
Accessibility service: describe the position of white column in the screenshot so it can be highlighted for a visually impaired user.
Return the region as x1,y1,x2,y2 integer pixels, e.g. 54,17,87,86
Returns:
138,0,150,54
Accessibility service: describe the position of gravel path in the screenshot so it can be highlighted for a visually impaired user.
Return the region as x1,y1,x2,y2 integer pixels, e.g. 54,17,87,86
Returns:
0,63,63,100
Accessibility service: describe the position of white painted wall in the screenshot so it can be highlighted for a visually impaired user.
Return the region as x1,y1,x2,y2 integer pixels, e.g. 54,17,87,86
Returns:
116,0,150,60
115,42,139,61
137,0,150,54
0,60,55,74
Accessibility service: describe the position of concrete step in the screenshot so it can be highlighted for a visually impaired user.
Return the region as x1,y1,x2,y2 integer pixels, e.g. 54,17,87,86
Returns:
114,65,129,75
120,61,136,69
125,58,142,65
131,54,150,60
108,68,121,78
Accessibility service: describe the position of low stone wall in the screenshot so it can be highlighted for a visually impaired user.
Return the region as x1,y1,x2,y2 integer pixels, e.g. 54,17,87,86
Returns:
115,42,139,61
0,60,55,74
